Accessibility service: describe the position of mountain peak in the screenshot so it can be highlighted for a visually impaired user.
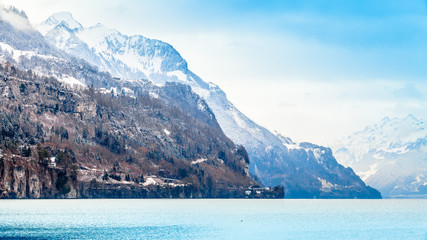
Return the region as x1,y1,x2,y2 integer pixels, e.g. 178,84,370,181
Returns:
40,11,82,34
381,116,390,123
332,114,427,198
85,22,120,36
404,114,418,122
335,114,427,157
94,22,104,28
52,12,82,29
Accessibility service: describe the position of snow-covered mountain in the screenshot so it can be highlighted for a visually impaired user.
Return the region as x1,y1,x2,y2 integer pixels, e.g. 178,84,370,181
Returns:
38,12,191,82
333,114,427,198
0,6,126,91
0,8,381,198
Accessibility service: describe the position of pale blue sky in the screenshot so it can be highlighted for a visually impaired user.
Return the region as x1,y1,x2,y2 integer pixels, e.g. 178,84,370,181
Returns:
5,0,427,144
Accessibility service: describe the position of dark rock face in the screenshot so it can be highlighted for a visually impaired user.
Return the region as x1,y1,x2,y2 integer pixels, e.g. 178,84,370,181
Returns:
0,156,76,199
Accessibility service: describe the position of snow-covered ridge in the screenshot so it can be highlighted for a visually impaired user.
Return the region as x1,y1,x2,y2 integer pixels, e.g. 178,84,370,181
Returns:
332,114,427,198
334,114,427,165
38,14,189,83
38,12,82,35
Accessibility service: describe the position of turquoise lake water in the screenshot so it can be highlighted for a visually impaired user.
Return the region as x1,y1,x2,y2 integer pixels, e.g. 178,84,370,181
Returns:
0,199,426,239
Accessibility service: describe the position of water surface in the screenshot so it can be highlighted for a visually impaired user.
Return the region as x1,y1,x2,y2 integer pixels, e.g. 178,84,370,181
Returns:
0,199,426,239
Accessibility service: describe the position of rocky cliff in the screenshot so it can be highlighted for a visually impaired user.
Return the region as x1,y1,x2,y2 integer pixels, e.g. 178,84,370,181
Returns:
0,62,284,199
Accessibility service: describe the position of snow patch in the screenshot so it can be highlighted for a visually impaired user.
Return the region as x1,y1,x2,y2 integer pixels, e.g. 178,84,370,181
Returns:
58,76,86,88
0,42,59,62
163,129,171,136
191,158,207,165
100,87,118,95
313,149,325,161
318,178,336,189
120,87,134,96
192,86,210,99
285,144,302,150
197,100,206,111
149,92,159,99
230,108,248,129
142,177,157,186
357,163,379,181
167,70,189,83
411,174,426,186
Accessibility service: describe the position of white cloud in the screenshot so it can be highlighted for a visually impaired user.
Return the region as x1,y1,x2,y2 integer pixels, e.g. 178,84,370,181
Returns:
0,4,33,31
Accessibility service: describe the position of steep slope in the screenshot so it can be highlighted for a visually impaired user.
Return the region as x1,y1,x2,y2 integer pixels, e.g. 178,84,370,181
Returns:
0,62,262,198
332,115,427,198
0,6,282,199
37,11,381,198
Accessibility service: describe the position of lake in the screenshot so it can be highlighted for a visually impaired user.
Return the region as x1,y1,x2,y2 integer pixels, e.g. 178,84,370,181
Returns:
0,199,426,239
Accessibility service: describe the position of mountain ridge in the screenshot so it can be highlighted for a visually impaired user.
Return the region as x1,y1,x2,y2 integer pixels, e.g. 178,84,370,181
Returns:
332,114,427,198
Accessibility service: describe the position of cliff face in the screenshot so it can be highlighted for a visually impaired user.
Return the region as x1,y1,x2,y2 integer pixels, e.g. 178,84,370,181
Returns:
0,155,283,199
254,141,381,199
0,155,76,199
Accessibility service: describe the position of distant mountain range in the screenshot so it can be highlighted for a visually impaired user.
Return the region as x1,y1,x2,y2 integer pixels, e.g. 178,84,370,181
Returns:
0,5,380,198
332,115,427,198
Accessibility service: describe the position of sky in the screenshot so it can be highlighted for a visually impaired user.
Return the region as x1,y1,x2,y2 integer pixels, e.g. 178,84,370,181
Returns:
3,0,427,145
